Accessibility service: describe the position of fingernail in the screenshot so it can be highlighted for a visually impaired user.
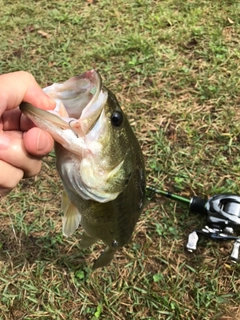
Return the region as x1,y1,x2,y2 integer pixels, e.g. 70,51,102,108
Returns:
0,134,10,150
42,95,56,110
36,130,51,153
46,96,56,107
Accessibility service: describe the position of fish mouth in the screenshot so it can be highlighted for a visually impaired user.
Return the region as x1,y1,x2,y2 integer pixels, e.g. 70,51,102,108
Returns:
20,70,108,154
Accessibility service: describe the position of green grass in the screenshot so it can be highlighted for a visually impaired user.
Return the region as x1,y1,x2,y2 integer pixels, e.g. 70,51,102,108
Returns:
1,0,240,319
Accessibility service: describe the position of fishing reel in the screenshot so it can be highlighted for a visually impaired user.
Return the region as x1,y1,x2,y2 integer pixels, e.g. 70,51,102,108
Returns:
147,186,240,263
187,194,240,262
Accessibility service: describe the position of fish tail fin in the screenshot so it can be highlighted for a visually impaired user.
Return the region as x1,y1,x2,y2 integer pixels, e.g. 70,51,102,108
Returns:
92,246,116,270
62,190,81,237
79,231,97,249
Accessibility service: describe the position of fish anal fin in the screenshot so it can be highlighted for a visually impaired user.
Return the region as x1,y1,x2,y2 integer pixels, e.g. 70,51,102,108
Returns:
61,190,81,237
92,246,116,270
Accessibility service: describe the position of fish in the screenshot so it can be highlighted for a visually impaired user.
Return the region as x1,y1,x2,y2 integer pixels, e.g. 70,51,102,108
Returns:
20,70,145,269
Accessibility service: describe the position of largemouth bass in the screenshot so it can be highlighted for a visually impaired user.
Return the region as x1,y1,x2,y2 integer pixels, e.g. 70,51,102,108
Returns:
20,70,145,269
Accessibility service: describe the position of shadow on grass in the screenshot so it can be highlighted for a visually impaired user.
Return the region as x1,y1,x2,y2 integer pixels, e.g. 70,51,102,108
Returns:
0,229,90,272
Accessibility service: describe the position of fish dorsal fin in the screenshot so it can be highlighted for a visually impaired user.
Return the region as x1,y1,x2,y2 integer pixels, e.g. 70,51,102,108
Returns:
61,190,81,237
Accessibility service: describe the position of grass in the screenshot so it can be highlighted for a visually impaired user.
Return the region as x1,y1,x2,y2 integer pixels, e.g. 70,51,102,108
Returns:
1,0,240,319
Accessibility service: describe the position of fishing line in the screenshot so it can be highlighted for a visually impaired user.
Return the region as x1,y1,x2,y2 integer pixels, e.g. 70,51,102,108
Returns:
69,120,79,138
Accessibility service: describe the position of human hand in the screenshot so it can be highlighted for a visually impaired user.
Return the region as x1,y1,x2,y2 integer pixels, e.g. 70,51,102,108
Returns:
0,71,56,196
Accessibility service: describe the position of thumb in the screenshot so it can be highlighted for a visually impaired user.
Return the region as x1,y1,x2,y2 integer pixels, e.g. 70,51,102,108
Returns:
0,71,55,114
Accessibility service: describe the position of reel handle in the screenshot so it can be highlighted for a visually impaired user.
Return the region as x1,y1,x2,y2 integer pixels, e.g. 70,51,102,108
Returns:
231,239,240,262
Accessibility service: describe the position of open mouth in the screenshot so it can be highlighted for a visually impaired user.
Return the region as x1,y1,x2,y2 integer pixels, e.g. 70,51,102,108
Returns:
20,70,109,155
44,70,108,136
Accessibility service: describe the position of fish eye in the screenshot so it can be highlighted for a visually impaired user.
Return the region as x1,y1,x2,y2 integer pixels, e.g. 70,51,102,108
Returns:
111,111,123,127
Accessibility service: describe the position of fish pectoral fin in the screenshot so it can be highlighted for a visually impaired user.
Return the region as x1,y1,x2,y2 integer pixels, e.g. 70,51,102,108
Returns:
92,246,116,270
79,232,97,249
61,190,81,237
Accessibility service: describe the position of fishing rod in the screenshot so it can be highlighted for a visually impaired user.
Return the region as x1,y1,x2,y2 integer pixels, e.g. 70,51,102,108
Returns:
147,186,240,262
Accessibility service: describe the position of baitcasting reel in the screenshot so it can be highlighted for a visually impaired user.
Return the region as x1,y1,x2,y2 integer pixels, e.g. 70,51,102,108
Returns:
187,194,240,262
148,187,240,262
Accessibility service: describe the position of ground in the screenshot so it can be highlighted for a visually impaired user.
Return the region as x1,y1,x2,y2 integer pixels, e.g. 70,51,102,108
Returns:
0,0,240,319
